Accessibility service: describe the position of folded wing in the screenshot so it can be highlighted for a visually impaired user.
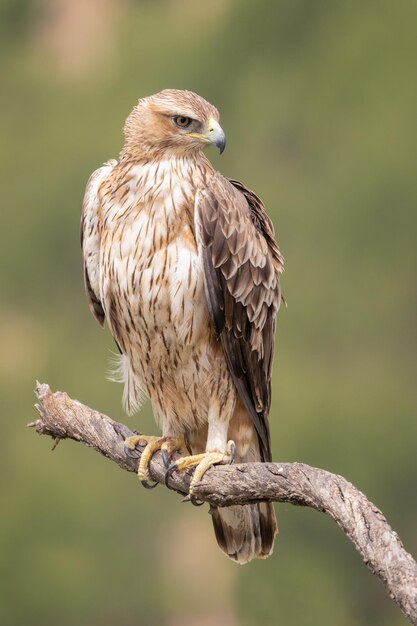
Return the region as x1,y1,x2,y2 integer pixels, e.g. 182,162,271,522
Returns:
80,160,116,326
195,173,283,462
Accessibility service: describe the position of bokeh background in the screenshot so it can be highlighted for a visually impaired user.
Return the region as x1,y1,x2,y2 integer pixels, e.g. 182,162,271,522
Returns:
1,1,416,625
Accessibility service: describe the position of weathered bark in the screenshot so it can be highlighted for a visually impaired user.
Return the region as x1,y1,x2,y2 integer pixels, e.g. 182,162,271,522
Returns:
30,382,417,624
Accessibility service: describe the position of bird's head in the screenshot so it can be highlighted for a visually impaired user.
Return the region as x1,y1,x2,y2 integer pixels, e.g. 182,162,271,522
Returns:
122,89,226,158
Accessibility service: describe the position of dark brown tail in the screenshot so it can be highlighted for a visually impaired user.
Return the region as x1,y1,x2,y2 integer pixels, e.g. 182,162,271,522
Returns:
210,501,277,564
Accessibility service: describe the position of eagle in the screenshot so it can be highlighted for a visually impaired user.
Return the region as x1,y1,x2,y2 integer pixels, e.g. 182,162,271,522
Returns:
81,89,284,564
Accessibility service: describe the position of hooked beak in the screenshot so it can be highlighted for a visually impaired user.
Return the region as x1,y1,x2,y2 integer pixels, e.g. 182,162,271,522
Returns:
207,120,226,154
186,119,226,154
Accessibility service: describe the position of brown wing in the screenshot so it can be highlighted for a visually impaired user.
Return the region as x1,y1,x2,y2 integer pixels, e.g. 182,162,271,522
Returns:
195,173,283,462
80,161,116,326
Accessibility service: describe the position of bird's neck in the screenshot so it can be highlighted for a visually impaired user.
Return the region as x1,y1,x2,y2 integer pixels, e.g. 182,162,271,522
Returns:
111,151,214,229
118,149,215,194
119,143,213,171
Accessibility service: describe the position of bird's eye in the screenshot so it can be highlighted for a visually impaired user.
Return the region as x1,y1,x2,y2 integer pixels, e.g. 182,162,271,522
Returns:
173,115,192,128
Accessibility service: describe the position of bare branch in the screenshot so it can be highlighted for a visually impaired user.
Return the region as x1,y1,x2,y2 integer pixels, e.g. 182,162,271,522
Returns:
30,383,417,624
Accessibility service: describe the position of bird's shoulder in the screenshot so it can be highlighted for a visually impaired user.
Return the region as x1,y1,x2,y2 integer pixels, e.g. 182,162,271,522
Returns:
197,170,284,274
82,159,118,209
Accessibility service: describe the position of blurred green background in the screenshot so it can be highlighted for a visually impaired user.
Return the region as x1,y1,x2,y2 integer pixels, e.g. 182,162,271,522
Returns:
1,0,416,624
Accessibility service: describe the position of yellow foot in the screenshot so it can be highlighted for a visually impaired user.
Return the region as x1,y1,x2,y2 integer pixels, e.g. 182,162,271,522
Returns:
124,434,187,489
165,440,236,504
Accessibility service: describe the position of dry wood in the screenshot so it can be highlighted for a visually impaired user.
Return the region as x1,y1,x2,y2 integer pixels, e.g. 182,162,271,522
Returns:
30,382,417,624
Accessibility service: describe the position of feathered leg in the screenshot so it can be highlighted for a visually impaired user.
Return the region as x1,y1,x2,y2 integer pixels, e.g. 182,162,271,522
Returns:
209,401,278,563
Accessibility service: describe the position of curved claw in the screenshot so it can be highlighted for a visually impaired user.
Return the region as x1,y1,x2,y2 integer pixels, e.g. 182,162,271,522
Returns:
141,479,159,490
182,493,204,506
161,449,170,469
189,493,205,506
124,444,140,459
165,462,177,487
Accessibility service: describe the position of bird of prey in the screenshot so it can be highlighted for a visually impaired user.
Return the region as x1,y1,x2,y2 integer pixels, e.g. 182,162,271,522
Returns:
81,89,284,563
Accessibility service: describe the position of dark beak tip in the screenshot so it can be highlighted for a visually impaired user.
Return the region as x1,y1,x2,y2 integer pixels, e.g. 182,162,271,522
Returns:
217,138,226,154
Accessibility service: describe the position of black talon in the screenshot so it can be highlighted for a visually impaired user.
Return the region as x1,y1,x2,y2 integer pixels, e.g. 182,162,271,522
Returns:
161,449,170,469
182,493,204,506
124,444,140,459
229,441,236,465
165,462,178,487
189,493,205,506
141,479,158,489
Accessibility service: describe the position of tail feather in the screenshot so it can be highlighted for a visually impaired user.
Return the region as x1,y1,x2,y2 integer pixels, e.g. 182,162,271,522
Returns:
210,501,277,564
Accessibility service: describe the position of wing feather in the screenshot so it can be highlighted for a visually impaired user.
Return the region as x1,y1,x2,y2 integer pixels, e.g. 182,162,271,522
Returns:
80,160,116,326
196,173,283,461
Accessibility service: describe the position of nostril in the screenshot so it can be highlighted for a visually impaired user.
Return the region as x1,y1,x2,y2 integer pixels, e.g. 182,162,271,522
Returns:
209,128,214,133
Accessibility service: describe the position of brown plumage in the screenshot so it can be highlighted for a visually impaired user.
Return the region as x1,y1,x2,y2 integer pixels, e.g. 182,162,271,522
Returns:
81,89,283,563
